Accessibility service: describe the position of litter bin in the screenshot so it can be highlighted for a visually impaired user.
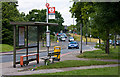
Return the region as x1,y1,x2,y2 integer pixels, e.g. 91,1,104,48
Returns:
54,46,61,61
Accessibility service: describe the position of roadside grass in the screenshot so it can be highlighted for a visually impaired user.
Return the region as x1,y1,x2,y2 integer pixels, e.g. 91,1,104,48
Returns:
34,60,118,70
12,66,119,77
0,44,13,52
38,66,119,75
77,46,119,60
70,33,103,43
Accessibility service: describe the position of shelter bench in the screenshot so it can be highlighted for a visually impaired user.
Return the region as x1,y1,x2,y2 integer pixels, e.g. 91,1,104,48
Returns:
20,53,39,67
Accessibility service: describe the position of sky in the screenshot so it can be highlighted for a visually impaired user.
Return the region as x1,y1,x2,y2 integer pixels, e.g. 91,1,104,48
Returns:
17,0,76,26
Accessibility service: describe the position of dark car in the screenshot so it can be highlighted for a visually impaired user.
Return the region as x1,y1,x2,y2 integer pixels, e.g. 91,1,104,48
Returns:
68,41,79,49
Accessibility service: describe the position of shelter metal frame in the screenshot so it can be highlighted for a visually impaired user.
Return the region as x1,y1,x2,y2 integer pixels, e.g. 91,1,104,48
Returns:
10,22,58,68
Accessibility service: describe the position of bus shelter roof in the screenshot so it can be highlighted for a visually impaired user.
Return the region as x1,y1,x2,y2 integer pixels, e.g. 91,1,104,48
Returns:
10,22,58,26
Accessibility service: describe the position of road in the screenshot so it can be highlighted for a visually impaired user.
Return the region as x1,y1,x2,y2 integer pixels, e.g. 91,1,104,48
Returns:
1,39,95,63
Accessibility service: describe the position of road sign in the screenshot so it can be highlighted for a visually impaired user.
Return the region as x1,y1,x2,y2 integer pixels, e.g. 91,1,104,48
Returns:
48,7,55,14
46,3,49,8
48,7,55,19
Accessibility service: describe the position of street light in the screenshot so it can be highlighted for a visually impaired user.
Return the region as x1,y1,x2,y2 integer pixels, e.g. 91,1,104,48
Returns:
86,12,88,45
89,17,92,43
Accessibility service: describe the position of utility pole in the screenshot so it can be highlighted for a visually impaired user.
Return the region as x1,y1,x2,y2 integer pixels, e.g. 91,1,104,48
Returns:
80,15,83,54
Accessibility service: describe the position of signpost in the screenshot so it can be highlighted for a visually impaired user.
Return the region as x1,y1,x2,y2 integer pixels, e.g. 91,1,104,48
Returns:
48,7,55,19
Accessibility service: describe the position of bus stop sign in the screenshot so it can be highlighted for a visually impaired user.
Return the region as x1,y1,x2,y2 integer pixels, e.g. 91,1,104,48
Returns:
46,3,49,8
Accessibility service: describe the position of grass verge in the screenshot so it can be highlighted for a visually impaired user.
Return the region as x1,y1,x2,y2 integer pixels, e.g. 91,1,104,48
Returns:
77,46,119,60
39,66,119,75
12,66,119,77
35,60,118,70
0,44,13,52
70,33,103,43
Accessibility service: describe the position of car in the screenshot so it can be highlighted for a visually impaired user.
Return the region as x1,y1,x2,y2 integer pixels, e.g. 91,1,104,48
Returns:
62,33,67,38
68,37,74,42
109,40,112,44
112,40,120,45
60,36,66,41
68,41,79,49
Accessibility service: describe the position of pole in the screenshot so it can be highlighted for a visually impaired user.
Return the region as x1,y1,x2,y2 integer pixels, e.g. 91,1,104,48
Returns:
86,21,87,45
37,26,39,64
26,25,28,65
13,25,16,68
73,13,74,38
46,0,48,31
89,17,91,43
80,20,83,54
46,0,49,56
47,47,49,56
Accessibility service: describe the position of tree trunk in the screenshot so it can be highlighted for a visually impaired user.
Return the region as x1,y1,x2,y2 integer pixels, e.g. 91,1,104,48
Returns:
106,38,109,54
99,37,101,47
105,32,109,54
114,33,116,49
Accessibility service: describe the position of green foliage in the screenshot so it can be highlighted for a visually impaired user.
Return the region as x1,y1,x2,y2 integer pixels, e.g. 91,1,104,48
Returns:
70,2,120,54
26,9,64,35
77,46,119,59
95,43,105,50
2,2,25,45
0,44,13,52
38,66,119,75
35,60,117,70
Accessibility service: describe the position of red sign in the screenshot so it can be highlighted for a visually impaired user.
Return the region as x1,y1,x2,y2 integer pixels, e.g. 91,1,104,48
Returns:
48,7,55,14
46,3,49,8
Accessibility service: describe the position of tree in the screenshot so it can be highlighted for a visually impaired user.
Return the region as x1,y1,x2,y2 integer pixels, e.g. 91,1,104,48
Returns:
70,2,120,54
92,2,120,54
2,2,25,45
26,9,64,35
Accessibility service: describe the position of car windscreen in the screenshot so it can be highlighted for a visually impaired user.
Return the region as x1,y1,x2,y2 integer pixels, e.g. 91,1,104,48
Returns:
70,42,77,44
70,37,74,39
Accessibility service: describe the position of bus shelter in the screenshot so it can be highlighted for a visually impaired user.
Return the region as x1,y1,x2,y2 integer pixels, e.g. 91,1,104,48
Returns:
10,22,58,68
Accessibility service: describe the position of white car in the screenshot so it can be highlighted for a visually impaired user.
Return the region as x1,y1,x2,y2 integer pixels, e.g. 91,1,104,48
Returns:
69,37,74,42
60,36,66,41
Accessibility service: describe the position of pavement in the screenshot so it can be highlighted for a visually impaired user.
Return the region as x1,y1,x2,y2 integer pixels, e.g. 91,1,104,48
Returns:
1,47,119,76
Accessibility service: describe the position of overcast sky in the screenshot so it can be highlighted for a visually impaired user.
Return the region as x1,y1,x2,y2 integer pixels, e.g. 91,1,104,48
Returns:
17,0,76,26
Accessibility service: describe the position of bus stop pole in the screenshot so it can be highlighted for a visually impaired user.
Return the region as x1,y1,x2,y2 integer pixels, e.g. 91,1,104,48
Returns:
13,25,16,68
46,1,49,55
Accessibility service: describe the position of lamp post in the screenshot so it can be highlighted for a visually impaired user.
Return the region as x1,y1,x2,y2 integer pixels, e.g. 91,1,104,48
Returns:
86,12,88,45
89,17,91,43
